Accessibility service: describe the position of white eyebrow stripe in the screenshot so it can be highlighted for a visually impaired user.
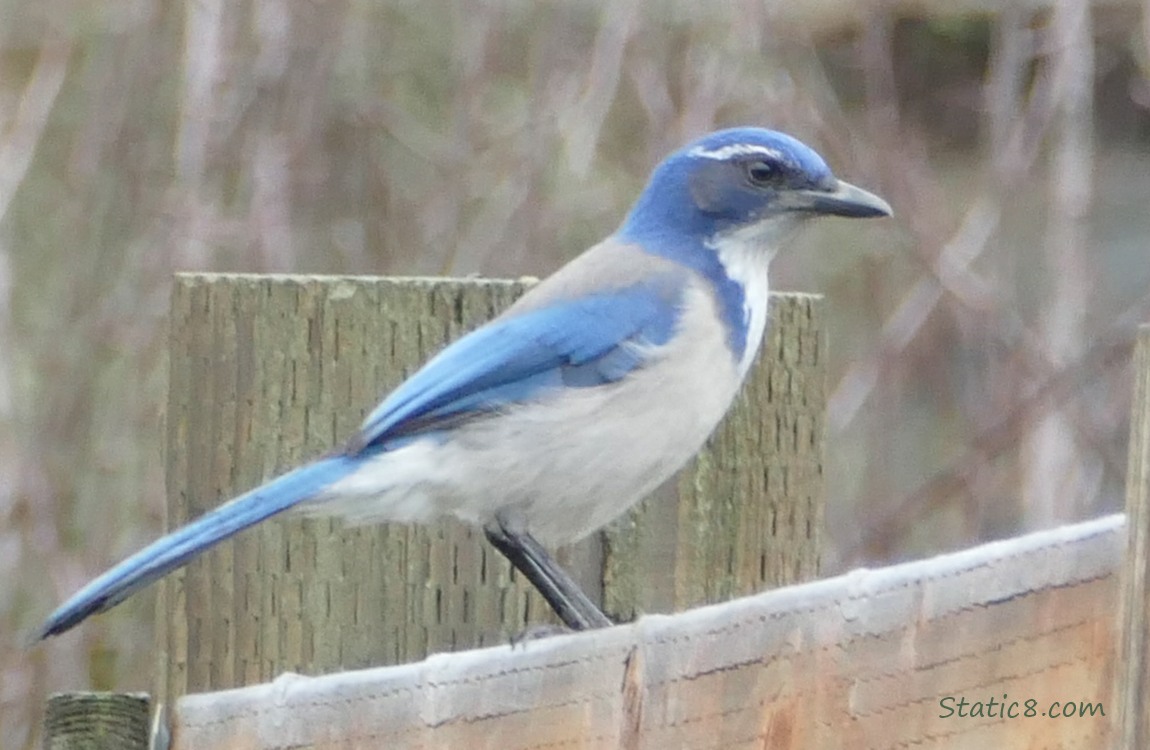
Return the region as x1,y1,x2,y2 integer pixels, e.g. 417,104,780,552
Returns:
689,143,785,161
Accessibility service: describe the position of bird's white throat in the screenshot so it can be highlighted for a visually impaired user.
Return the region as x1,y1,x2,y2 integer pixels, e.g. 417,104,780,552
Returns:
707,221,790,378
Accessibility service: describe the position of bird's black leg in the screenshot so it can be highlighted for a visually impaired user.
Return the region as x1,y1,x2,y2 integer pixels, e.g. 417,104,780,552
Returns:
484,520,612,631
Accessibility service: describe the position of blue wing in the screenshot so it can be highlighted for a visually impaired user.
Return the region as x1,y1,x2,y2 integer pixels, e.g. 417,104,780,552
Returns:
352,281,685,452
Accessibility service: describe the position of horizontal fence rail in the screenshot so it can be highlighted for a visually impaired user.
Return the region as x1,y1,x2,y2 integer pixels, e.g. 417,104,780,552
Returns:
170,514,1122,748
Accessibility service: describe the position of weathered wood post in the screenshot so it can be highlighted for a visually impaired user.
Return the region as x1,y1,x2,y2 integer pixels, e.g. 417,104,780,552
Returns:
154,273,825,704
42,693,150,750
1118,323,1150,749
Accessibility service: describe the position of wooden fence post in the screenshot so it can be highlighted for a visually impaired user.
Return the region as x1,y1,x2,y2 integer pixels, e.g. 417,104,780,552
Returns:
1118,323,1150,748
155,274,824,704
42,692,150,750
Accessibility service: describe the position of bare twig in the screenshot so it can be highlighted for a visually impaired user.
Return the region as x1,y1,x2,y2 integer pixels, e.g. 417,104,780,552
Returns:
0,37,71,224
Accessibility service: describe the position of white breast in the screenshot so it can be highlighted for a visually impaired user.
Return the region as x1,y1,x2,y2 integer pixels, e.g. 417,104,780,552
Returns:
308,279,747,546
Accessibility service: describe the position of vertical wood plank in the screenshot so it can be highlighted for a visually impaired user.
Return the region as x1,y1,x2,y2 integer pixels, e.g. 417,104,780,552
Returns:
1118,324,1150,748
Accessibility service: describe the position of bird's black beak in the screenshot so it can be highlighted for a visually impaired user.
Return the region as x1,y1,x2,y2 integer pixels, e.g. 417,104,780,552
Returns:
787,179,893,219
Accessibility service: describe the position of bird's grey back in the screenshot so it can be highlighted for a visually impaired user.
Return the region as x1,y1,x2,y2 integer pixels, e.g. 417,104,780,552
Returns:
502,238,691,318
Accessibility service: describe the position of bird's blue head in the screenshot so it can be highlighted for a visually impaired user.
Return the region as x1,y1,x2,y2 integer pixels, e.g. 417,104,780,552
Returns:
615,127,890,372
618,127,891,253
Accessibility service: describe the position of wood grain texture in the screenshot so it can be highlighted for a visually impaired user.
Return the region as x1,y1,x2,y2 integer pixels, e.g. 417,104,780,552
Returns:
1117,324,1150,749
156,274,824,703
43,692,150,750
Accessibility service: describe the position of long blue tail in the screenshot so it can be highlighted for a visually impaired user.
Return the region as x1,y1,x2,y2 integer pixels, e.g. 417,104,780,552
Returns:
35,455,357,640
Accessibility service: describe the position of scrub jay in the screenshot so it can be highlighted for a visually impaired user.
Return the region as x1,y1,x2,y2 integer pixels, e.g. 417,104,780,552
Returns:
36,127,890,639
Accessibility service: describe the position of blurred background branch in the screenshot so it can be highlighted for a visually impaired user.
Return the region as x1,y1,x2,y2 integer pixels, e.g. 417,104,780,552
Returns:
2,0,1148,746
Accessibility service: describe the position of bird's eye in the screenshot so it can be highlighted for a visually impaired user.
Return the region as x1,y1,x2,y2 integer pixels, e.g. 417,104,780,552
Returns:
744,159,778,187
